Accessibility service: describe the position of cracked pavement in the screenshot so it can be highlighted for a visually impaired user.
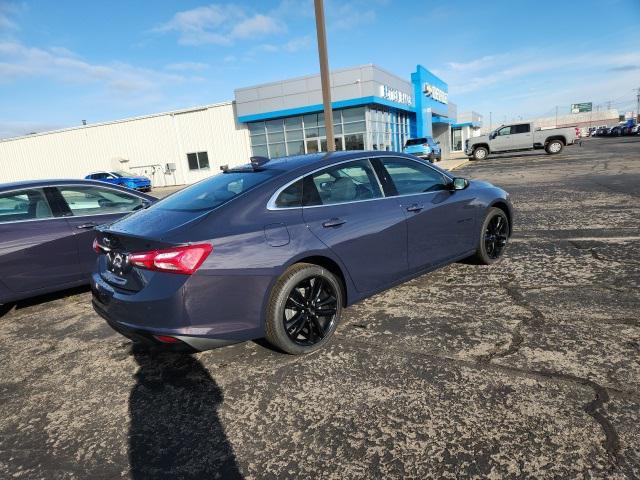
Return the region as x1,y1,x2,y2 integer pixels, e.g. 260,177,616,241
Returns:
1,136,639,478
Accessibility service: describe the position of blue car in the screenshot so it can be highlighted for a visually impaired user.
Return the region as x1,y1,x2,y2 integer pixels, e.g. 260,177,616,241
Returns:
92,151,512,354
85,171,152,192
403,137,442,162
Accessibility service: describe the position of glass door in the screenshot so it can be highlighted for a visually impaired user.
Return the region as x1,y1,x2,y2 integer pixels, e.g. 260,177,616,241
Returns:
307,136,345,153
306,138,320,153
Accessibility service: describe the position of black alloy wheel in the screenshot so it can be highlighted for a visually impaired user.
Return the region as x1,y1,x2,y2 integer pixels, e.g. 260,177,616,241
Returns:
265,263,344,355
283,276,338,346
484,213,509,259
470,207,510,265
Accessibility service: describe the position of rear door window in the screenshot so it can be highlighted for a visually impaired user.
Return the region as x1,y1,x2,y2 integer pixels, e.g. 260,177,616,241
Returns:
513,124,531,134
0,188,53,223
304,159,382,206
58,186,144,216
380,157,449,195
274,180,303,208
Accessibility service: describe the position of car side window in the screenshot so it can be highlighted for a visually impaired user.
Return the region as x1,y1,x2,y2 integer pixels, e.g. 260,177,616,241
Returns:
304,159,382,206
381,157,449,195
0,188,53,223
513,124,530,134
274,180,302,208
58,186,144,216
497,126,512,136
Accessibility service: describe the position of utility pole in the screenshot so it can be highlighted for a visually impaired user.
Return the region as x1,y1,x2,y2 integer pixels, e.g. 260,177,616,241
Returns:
555,106,558,127
313,0,335,152
489,112,492,131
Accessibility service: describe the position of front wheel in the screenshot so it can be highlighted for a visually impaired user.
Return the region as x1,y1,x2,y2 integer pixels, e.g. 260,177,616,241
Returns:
545,140,563,154
265,263,343,355
470,207,510,265
472,147,488,161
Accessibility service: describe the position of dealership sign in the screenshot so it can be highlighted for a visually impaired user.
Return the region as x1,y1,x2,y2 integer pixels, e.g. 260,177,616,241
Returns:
379,85,413,105
423,83,448,104
571,102,592,113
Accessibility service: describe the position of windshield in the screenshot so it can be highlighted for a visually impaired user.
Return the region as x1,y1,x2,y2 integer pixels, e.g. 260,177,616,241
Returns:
112,171,138,178
405,138,427,146
155,169,280,212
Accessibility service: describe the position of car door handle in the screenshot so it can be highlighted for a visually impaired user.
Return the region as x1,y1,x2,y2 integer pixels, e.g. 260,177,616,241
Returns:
322,218,346,228
406,204,424,213
76,222,97,229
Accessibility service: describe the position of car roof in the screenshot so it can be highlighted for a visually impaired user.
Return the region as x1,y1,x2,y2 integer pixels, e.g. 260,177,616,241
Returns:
261,150,398,173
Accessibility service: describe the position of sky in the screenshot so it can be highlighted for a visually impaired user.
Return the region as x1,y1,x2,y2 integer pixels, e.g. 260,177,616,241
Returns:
1,0,639,139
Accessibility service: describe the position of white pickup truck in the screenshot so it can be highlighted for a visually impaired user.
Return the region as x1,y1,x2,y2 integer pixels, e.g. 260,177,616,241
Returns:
465,123,579,160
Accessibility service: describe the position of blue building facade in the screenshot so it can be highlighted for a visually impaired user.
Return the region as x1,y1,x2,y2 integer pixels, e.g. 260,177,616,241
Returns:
234,64,455,158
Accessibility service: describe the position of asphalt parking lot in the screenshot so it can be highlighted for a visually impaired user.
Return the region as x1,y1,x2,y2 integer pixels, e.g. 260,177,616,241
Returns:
1,136,639,479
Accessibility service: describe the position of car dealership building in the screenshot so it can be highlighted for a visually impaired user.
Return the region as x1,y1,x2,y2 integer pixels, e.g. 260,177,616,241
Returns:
0,64,479,186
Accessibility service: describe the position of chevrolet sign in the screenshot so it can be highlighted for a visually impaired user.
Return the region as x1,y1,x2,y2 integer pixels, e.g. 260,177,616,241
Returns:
423,83,448,104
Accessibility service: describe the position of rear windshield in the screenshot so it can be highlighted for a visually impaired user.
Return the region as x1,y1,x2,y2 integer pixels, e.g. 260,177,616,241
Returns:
156,169,279,212
405,138,427,146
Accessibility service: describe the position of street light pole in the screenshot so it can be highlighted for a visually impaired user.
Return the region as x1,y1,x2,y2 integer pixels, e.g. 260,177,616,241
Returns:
313,0,335,152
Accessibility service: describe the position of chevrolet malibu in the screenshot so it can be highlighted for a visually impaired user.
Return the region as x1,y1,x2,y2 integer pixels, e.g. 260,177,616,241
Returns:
0,180,155,305
92,151,512,354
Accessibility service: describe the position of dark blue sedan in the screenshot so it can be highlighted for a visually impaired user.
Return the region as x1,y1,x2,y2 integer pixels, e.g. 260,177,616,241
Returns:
85,171,152,192
0,180,155,305
92,151,512,354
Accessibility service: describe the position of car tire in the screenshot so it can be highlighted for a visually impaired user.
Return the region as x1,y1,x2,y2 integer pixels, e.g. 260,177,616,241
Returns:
545,140,564,154
472,147,488,161
265,263,343,355
470,207,510,265
428,153,435,163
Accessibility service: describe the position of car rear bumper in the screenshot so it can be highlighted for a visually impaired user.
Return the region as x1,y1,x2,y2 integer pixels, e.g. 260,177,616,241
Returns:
91,270,268,350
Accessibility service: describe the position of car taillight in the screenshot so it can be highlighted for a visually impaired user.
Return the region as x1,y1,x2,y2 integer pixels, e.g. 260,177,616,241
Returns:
129,244,212,275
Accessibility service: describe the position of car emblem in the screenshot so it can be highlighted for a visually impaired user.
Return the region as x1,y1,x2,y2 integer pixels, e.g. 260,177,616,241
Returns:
107,251,130,274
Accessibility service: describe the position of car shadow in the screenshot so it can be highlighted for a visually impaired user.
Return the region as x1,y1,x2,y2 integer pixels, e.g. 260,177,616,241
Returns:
128,346,243,479
0,285,91,319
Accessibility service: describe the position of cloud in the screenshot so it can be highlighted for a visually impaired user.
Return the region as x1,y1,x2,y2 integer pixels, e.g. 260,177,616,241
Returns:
0,1,22,32
0,40,198,96
154,4,285,46
440,48,640,120
608,65,639,72
164,61,209,71
329,1,376,30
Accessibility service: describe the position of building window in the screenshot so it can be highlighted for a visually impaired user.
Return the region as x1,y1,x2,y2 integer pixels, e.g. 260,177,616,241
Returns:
187,151,210,170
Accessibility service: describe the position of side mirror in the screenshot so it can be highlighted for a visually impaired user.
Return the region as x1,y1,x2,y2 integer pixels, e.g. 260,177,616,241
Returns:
451,178,469,190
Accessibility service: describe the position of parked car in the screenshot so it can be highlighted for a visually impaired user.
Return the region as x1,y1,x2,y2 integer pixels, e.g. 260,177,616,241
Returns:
85,171,152,192
595,127,610,136
403,137,442,162
608,126,624,136
465,122,578,160
0,180,155,305
92,152,513,354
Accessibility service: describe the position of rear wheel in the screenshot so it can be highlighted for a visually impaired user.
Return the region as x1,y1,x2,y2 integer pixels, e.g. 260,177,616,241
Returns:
545,139,563,154
472,147,488,161
471,208,509,265
265,263,343,355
